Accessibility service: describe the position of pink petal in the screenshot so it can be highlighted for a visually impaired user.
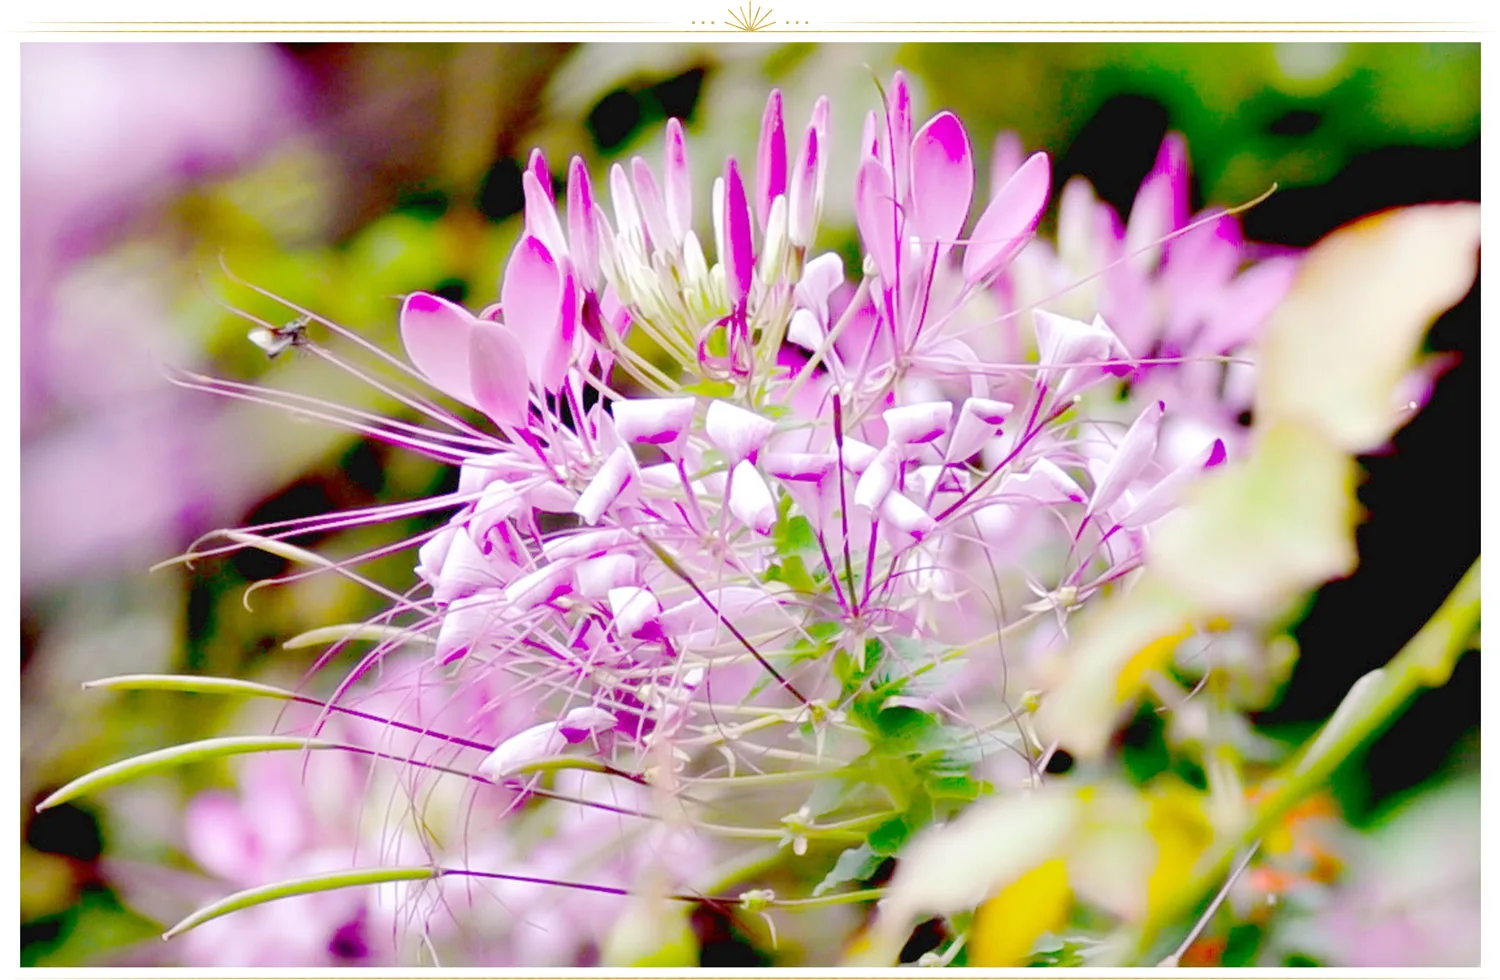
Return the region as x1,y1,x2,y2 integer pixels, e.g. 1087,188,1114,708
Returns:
763,451,834,482
854,444,901,511
909,111,974,248
400,291,477,404
631,157,674,252
612,395,696,457
883,401,953,446
663,118,693,242
575,552,638,598
788,123,821,248
887,71,913,205
947,397,1013,462
728,460,776,535
990,131,1025,192
607,585,661,637
755,89,787,231
855,156,899,288
1086,400,1164,519
722,157,754,307
881,490,936,540
705,399,773,464
1119,437,1226,529
527,148,554,204
573,446,637,524
963,151,1050,285
566,156,600,285
500,235,568,393
502,561,574,610
184,792,258,883
523,168,567,261
468,322,530,428
609,162,644,248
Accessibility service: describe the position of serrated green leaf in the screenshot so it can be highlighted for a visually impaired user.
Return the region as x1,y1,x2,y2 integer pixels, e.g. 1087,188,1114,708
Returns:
36,737,344,812
163,866,439,939
813,842,884,897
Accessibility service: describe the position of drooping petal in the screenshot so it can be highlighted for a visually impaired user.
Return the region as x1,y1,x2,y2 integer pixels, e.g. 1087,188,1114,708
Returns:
909,111,974,249
854,444,901,511
612,396,696,458
575,553,638,598
1118,437,1227,530
502,561,574,611
468,322,530,428
963,151,1050,285
399,291,478,404
573,446,637,524
1033,309,1129,399
947,397,1013,462
883,401,953,446
1086,401,1164,519
999,458,1086,506
755,89,787,232
763,451,835,483
705,399,774,464
608,585,662,638
722,157,754,307
881,490,936,540
855,156,899,288
728,460,776,534
663,117,693,242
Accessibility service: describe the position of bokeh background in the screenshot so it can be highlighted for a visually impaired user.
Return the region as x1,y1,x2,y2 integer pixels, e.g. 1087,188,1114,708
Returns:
19,41,1479,966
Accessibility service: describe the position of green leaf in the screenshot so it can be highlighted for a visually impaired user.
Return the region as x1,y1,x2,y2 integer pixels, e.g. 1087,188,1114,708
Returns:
867,816,914,856
36,737,344,812
773,515,819,557
163,866,439,939
813,842,884,897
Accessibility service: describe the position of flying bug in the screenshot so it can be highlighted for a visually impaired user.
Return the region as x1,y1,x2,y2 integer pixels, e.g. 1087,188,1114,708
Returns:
248,314,312,359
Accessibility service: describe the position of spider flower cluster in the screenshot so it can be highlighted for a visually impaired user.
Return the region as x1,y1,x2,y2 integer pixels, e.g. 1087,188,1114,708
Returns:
164,73,1299,965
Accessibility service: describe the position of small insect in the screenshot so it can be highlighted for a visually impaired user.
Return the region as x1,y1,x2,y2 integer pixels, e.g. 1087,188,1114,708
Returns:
248,314,312,359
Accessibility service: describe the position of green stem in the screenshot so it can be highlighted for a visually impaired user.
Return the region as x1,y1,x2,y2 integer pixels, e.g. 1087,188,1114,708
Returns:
1109,556,1480,966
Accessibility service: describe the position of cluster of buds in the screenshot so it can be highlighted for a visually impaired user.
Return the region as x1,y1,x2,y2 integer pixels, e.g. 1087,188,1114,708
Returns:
159,71,1298,965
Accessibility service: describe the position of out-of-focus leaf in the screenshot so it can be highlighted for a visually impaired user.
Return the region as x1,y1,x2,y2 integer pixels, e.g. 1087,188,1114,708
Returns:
601,898,700,967
969,858,1070,967
853,787,1078,964
1257,203,1479,453
814,842,883,897
1150,422,1360,618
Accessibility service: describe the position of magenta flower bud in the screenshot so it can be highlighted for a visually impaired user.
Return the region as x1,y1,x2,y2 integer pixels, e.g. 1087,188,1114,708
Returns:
527,147,554,204
788,123,820,249
663,117,693,242
755,89,787,232
566,156,600,286
888,70,913,204
722,157,754,308
630,157,674,252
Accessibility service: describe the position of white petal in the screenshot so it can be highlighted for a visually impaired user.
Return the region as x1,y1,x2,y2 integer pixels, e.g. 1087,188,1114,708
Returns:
705,400,775,463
